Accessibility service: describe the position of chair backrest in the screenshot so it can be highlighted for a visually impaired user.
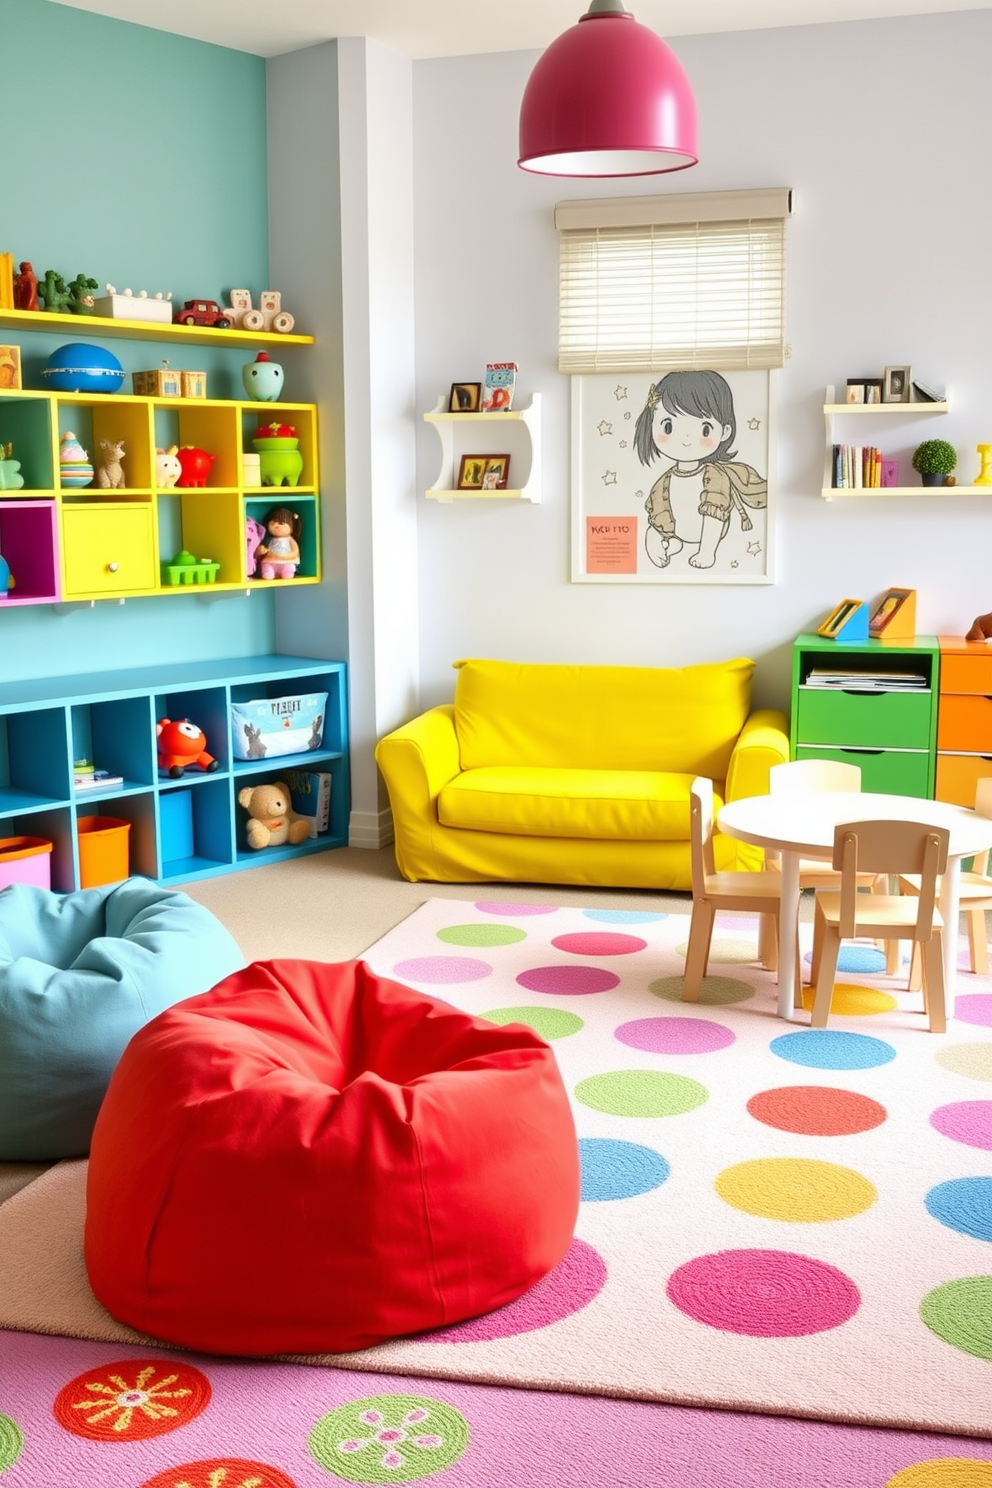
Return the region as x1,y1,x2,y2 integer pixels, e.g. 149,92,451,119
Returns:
972,777,992,874
832,819,949,939
770,758,862,795
689,776,717,889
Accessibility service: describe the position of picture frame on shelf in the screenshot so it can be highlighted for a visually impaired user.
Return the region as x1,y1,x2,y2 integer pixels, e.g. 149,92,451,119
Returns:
868,587,916,639
845,381,866,404
881,459,899,487
457,454,487,490
864,379,883,404
0,344,22,390
883,365,912,403
449,382,482,413
481,455,510,490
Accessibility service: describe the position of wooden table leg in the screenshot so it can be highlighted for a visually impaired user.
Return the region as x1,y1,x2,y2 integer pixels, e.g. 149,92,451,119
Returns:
939,856,962,1003
778,849,801,1021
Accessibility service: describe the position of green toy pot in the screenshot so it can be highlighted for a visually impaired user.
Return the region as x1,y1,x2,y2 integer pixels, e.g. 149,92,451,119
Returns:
252,436,303,488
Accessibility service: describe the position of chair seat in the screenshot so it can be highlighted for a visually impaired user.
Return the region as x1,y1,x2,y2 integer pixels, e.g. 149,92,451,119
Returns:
900,871,992,904
816,891,943,935
703,870,783,899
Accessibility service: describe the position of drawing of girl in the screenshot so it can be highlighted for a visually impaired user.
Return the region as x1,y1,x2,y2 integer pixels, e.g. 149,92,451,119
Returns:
633,370,767,570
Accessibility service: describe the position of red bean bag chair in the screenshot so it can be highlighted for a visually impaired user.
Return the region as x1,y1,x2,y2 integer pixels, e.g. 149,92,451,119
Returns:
84,959,579,1356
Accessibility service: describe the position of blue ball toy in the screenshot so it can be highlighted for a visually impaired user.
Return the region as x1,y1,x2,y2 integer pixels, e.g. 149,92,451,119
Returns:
42,342,125,393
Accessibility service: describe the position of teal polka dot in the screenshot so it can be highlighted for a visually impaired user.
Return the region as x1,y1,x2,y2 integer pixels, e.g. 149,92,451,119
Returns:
580,1137,670,1199
575,1069,708,1118
436,924,527,947
480,1005,584,1040
925,1177,992,1242
770,1030,897,1071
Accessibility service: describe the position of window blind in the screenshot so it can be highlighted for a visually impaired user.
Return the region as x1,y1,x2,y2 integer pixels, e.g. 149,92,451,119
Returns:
557,188,792,375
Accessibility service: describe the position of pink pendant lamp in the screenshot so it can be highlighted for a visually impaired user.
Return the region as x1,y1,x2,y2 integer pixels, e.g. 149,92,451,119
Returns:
518,0,698,178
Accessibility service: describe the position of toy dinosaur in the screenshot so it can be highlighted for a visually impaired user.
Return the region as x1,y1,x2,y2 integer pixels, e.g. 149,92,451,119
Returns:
68,273,99,314
37,269,73,314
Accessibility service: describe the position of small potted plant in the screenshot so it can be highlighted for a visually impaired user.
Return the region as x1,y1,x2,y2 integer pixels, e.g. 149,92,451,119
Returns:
912,438,957,487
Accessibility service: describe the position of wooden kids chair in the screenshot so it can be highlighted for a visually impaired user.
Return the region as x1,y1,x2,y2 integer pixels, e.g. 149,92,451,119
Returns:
682,777,786,1001
810,820,949,1032
901,775,992,983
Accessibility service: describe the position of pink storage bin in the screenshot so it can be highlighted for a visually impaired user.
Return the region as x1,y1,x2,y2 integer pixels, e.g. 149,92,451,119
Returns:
0,836,53,892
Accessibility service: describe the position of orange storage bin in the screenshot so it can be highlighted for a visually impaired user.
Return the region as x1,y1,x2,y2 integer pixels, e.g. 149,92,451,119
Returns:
77,816,131,889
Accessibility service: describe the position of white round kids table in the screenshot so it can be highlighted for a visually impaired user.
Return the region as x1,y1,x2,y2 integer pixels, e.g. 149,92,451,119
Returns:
717,791,992,1022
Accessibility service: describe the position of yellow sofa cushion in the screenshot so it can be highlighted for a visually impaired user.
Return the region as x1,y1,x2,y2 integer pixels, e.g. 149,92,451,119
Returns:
438,767,723,842
452,657,754,779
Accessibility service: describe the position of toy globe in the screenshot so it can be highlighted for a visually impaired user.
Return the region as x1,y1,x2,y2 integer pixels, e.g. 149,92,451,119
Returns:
42,342,125,394
59,431,94,489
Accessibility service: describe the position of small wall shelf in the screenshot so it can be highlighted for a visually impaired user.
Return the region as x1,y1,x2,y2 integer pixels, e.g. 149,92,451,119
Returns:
424,394,542,503
0,307,313,349
820,383,989,499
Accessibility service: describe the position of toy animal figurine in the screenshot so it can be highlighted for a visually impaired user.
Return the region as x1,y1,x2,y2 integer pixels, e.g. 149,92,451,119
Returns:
309,714,324,750
156,718,219,778
36,269,73,314
155,446,182,489
243,722,267,759
242,350,284,402
238,781,310,849
176,446,217,488
13,261,38,311
256,505,301,579
965,611,992,642
245,515,266,577
96,439,126,489
68,273,99,314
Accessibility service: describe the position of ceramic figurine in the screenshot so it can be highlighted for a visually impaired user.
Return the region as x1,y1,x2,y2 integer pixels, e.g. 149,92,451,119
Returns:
242,351,284,402
13,261,38,311
68,273,99,314
36,269,73,314
176,446,217,487
155,446,182,489
256,505,301,579
252,422,303,486
974,444,992,487
58,431,94,489
96,439,126,490
0,443,25,491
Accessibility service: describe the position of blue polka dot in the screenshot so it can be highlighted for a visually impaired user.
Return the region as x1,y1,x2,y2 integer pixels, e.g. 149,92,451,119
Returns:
925,1177,992,1241
583,909,669,924
770,1029,897,1070
803,944,887,974
579,1137,670,1201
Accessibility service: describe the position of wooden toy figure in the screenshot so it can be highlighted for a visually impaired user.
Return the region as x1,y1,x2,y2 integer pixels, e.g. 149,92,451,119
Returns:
257,506,301,579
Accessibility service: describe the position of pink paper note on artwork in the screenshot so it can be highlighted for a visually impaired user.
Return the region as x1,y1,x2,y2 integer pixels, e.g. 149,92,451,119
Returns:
586,516,637,574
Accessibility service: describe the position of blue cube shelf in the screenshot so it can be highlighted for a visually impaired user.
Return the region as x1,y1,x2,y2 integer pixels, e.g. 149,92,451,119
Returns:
0,655,349,888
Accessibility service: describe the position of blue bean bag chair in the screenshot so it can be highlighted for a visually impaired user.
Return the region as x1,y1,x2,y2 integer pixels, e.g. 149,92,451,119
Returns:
0,878,245,1160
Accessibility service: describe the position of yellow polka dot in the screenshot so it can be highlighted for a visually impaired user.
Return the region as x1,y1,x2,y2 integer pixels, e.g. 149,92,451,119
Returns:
886,1460,992,1488
715,1157,877,1222
800,982,898,1017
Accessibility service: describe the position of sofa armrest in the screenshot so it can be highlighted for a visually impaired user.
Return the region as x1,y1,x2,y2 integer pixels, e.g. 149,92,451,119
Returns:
375,706,462,880
724,708,790,803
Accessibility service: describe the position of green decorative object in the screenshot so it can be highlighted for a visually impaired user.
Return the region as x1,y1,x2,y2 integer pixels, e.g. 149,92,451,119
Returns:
253,422,304,487
0,444,24,491
161,550,221,586
68,273,99,314
36,268,73,314
912,438,957,487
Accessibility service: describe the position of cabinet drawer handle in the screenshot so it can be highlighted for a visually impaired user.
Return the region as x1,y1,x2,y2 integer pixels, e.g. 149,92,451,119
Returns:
841,688,884,696
839,747,883,756
107,561,119,573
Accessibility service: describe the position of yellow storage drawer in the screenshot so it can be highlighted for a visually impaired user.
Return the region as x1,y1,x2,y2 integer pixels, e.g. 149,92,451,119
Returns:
935,752,992,806
62,505,155,596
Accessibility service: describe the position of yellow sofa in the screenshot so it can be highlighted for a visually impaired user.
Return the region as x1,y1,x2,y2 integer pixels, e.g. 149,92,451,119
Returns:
375,657,790,890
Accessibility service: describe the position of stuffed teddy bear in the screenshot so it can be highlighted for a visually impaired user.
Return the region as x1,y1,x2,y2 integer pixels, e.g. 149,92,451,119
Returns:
238,781,311,850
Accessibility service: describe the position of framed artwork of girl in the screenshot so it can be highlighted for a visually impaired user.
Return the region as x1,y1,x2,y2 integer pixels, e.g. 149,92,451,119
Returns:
633,370,767,571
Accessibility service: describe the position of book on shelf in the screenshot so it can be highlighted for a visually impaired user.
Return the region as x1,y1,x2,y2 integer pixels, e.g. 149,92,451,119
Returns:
911,379,946,403
481,362,518,413
831,445,883,489
805,668,927,692
283,768,332,838
74,769,124,791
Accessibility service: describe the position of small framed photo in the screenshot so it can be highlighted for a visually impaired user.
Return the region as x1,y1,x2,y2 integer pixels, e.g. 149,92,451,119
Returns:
457,454,487,490
864,379,883,404
883,365,912,403
845,381,866,404
868,587,915,638
449,382,482,413
481,455,510,490
881,458,899,487
0,344,22,390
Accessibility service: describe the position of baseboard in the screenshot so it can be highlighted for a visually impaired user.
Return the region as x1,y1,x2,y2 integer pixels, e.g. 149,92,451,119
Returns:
348,807,394,850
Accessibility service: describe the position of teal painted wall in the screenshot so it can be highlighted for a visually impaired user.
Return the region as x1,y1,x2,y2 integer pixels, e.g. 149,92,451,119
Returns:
2,0,275,681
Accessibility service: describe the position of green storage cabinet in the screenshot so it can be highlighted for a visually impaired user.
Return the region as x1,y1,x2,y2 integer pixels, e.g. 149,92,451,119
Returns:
791,632,939,798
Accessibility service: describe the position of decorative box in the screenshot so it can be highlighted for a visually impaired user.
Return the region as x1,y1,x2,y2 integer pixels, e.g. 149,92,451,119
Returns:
133,367,182,398
93,292,173,324
181,370,207,399
231,692,327,761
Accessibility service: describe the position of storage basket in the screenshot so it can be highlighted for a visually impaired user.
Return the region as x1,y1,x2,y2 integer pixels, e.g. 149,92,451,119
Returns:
231,692,327,761
77,816,130,889
0,835,53,892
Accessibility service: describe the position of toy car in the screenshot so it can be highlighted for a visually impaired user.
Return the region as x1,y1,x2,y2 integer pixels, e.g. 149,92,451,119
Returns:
223,289,296,334
174,299,232,329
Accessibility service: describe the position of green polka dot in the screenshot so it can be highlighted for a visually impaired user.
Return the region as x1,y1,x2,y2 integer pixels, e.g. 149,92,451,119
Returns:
436,923,527,947
920,1276,992,1360
309,1394,469,1483
675,937,762,964
649,974,755,1006
935,1044,992,1083
481,1005,584,1040
0,1414,22,1474
575,1069,708,1118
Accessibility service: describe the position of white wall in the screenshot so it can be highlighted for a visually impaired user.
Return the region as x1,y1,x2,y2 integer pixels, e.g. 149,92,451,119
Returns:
413,9,992,715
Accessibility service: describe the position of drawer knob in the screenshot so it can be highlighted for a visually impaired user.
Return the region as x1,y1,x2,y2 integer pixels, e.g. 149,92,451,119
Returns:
107,561,119,573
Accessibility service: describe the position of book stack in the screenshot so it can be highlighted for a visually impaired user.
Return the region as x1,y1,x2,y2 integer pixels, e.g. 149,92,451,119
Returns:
74,767,124,792
805,668,927,692
284,769,332,838
832,445,883,489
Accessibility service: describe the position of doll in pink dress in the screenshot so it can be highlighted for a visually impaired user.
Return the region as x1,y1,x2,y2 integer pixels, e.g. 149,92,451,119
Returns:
257,506,301,580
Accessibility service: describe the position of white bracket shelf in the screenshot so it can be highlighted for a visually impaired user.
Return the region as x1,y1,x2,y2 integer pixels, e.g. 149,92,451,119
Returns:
423,394,542,503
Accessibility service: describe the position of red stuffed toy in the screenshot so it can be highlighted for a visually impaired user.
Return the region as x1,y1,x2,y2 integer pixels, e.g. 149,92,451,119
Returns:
157,718,218,778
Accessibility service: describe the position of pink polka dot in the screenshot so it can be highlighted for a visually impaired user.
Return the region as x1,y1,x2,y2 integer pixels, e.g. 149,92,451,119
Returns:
392,956,493,984
667,1249,861,1337
517,965,621,996
955,994,992,1028
615,1017,736,1055
930,1100,992,1151
551,932,647,957
423,1238,606,1342
475,901,559,916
